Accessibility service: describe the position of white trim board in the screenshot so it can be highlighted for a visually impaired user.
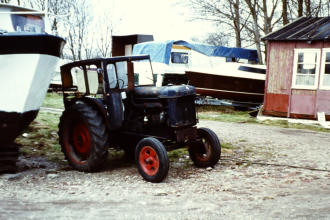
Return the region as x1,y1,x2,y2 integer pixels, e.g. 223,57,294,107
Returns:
257,114,330,129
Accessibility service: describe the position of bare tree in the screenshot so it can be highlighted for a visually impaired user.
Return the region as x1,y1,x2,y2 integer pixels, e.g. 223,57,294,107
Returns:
282,0,289,25
48,0,71,35
243,0,263,63
95,11,113,58
192,32,230,46
205,32,230,46
188,0,249,48
21,0,70,35
188,0,282,63
65,0,93,61
305,0,311,16
298,0,304,17
287,0,328,20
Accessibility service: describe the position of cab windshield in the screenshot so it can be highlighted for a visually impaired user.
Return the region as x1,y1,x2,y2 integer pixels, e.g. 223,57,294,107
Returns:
133,60,154,86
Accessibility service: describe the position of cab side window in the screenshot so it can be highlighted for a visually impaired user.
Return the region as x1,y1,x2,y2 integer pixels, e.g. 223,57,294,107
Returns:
116,61,128,89
106,64,117,89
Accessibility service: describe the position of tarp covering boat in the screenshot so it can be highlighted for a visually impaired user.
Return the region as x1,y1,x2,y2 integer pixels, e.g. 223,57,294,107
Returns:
132,40,259,64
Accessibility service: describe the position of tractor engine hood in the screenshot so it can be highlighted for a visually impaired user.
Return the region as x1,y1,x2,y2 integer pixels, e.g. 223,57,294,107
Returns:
134,85,196,99
159,85,196,98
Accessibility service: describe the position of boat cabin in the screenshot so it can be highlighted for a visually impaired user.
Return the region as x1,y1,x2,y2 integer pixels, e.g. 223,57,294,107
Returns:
0,3,45,33
262,17,330,120
132,40,259,86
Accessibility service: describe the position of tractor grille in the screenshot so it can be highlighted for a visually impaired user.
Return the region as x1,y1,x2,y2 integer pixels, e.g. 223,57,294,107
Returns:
168,95,197,127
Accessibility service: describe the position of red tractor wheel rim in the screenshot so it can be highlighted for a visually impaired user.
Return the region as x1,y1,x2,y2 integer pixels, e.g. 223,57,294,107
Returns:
72,122,91,157
196,138,211,162
139,146,159,176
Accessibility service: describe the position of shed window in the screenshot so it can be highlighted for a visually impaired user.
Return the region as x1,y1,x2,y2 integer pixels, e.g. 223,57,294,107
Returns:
320,48,330,89
292,49,320,89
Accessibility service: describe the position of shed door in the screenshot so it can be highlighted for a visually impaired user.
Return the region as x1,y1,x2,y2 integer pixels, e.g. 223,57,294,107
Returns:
290,90,316,117
289,49,321,118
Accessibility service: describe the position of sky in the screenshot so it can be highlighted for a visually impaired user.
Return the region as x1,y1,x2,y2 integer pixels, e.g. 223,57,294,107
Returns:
94,0,214,42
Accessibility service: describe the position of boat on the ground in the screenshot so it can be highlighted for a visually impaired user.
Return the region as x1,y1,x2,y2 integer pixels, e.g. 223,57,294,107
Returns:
185,62,266,104
132,40,259,87
0,3,65,146
133,40,265,107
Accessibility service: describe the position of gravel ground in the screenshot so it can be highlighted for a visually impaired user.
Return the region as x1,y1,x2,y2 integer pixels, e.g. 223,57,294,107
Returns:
1,120,329,220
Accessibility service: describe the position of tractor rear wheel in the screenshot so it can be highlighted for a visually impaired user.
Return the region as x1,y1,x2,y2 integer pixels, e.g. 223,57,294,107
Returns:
135,137,169,183
58,103,108,172
188,127,221,168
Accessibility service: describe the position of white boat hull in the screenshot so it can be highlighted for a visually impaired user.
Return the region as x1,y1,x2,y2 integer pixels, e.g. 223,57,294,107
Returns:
0,33,65,144
0,53,59,113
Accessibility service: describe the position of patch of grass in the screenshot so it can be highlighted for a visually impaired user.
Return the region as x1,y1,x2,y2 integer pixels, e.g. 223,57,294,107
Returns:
42,92,64,109
16,112,64,162
198,110,257,123
197,106,330,133
168,148,188,160
244,147,254,153
222,142,235,149
260,119,330,132
197,105,236,113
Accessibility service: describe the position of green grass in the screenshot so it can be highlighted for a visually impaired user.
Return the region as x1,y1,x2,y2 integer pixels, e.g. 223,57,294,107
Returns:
16,112,64,162
42,92,64,109
197,106,330,132
260,119,330,132
198,111,257,123
221,142,235,149
197,105,257,123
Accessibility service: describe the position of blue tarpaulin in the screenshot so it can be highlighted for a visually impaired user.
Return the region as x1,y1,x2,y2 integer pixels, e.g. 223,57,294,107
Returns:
132,40,173,64
132,40,259,64
212,46,259,61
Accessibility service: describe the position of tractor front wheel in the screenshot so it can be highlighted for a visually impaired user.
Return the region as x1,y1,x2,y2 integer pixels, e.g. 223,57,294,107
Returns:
135,137,169,183
188,127,221,168
58,103,109,172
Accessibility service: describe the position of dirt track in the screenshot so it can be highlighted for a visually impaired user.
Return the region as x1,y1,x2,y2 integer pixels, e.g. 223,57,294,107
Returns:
1,120,330,219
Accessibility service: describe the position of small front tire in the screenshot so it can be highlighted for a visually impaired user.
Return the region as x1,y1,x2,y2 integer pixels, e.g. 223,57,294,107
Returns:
135,137,169,183
188,127,221,168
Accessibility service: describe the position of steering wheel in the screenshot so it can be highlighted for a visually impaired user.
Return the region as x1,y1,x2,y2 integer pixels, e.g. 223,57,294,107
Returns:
108,79,125,89
117,79,125,89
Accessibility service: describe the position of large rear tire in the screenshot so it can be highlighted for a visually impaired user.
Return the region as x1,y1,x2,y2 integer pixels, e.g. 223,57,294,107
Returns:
188,127,221,168
58,103,108,172
135,137,169,183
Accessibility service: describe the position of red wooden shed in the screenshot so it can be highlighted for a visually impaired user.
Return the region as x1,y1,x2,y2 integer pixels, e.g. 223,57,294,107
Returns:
262,17,330,120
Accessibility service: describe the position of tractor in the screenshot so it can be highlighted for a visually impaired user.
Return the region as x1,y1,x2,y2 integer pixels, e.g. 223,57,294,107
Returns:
59,55,221,182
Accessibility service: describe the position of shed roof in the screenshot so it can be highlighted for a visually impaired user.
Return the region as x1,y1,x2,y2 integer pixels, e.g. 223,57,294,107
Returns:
262,17,330,41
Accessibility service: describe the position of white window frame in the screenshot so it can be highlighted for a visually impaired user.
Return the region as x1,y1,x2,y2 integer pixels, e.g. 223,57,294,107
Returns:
292,48,321,90
319,48,330,90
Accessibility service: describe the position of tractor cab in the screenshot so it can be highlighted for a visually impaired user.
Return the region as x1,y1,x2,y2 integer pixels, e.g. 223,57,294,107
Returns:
61,55,197,131
60,55,156,128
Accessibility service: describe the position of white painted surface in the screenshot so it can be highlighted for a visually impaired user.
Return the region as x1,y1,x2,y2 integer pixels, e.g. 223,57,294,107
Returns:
0,54,59,113
317,112,330,128
124,44,132,56
188,62,266,81
0,6,13,32
257,114,330,129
